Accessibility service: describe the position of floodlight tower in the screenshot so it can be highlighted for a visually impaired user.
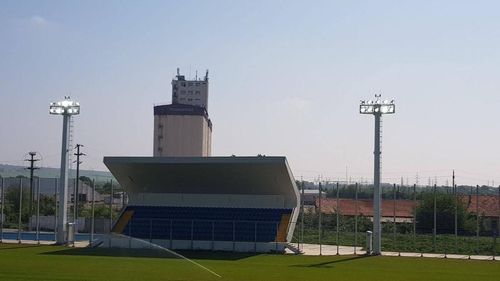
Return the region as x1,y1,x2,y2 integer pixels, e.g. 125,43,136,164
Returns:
359,95,395,255
49,97,80,244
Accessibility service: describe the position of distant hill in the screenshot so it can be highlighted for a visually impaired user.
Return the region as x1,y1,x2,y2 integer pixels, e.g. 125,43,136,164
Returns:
0,164,114,181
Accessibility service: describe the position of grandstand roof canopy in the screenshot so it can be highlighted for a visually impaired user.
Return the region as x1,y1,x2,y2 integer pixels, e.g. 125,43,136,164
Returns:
103,156,299,207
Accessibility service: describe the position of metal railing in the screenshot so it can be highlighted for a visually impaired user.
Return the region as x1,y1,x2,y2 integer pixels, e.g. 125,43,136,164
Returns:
111,218,282,252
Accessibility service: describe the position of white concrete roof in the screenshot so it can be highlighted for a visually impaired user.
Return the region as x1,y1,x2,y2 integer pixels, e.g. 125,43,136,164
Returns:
103,156,299,208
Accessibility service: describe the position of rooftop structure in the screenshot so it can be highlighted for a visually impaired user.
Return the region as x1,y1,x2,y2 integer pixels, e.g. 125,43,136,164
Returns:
172,68,209,110
153,69,212,157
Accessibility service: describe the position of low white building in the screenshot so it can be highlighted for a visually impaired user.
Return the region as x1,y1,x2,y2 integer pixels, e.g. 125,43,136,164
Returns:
301,189,326,205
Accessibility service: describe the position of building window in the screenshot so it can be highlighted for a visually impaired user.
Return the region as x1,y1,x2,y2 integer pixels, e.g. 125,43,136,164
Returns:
195,91,200,95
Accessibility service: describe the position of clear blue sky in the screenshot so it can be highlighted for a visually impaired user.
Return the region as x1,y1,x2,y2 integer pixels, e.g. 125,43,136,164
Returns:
1,0,499,186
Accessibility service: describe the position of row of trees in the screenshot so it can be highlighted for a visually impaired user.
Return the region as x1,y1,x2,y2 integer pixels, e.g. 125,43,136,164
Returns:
416,192,486,234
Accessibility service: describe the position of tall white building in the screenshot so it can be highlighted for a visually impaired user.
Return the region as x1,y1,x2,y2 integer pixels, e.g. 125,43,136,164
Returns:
153,69,212,157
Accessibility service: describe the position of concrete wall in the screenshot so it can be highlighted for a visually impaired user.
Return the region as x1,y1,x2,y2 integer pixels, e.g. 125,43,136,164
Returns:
154,115,212,157
29,216,85,232
28,215,112,234
128,193,285,209
202,116,212,156
102,235,286,253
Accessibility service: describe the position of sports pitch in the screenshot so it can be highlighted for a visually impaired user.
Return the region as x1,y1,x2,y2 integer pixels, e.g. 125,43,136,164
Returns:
0,244,498,281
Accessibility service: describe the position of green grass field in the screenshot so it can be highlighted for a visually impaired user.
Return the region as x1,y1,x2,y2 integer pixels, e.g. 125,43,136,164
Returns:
0,243,499,281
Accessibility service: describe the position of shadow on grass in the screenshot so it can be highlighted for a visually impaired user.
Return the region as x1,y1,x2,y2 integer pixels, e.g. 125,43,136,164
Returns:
42,247,260,261
290,255,372,268
0,243,45,251
175,250,261,260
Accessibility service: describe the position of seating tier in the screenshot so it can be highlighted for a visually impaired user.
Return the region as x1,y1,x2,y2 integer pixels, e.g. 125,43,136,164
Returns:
119,206,292,242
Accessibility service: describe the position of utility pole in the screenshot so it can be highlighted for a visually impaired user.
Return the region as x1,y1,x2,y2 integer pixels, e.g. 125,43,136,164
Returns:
452,170,455,194
74,144,85,223
318,181,322,255
455,183,458,253
300,178,304,251
25,152,40,223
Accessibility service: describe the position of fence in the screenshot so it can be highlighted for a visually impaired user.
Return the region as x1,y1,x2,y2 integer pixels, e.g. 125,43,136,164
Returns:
1,176,499,257
0,177,123,243
293,182,500,257
110,218,283,252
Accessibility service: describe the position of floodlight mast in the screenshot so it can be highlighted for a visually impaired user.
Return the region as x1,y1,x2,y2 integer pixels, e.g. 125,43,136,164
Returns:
49,97,80,244
359,95,395,255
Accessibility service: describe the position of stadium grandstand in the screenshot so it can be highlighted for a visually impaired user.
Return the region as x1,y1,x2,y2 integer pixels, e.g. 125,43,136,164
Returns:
100,156,299,252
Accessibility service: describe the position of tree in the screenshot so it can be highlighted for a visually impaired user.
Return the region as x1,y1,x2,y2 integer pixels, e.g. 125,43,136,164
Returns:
79,176,92,187
96,181,112,194
80,204,118,219
415,192,471,234
3,187,30,226
39,194,56,216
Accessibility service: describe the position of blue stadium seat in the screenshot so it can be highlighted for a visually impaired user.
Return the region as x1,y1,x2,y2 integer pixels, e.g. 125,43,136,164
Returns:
120,206,292,242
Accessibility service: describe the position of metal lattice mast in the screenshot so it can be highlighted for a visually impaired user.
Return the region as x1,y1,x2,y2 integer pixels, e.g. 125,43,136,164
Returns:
49,97,80,244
